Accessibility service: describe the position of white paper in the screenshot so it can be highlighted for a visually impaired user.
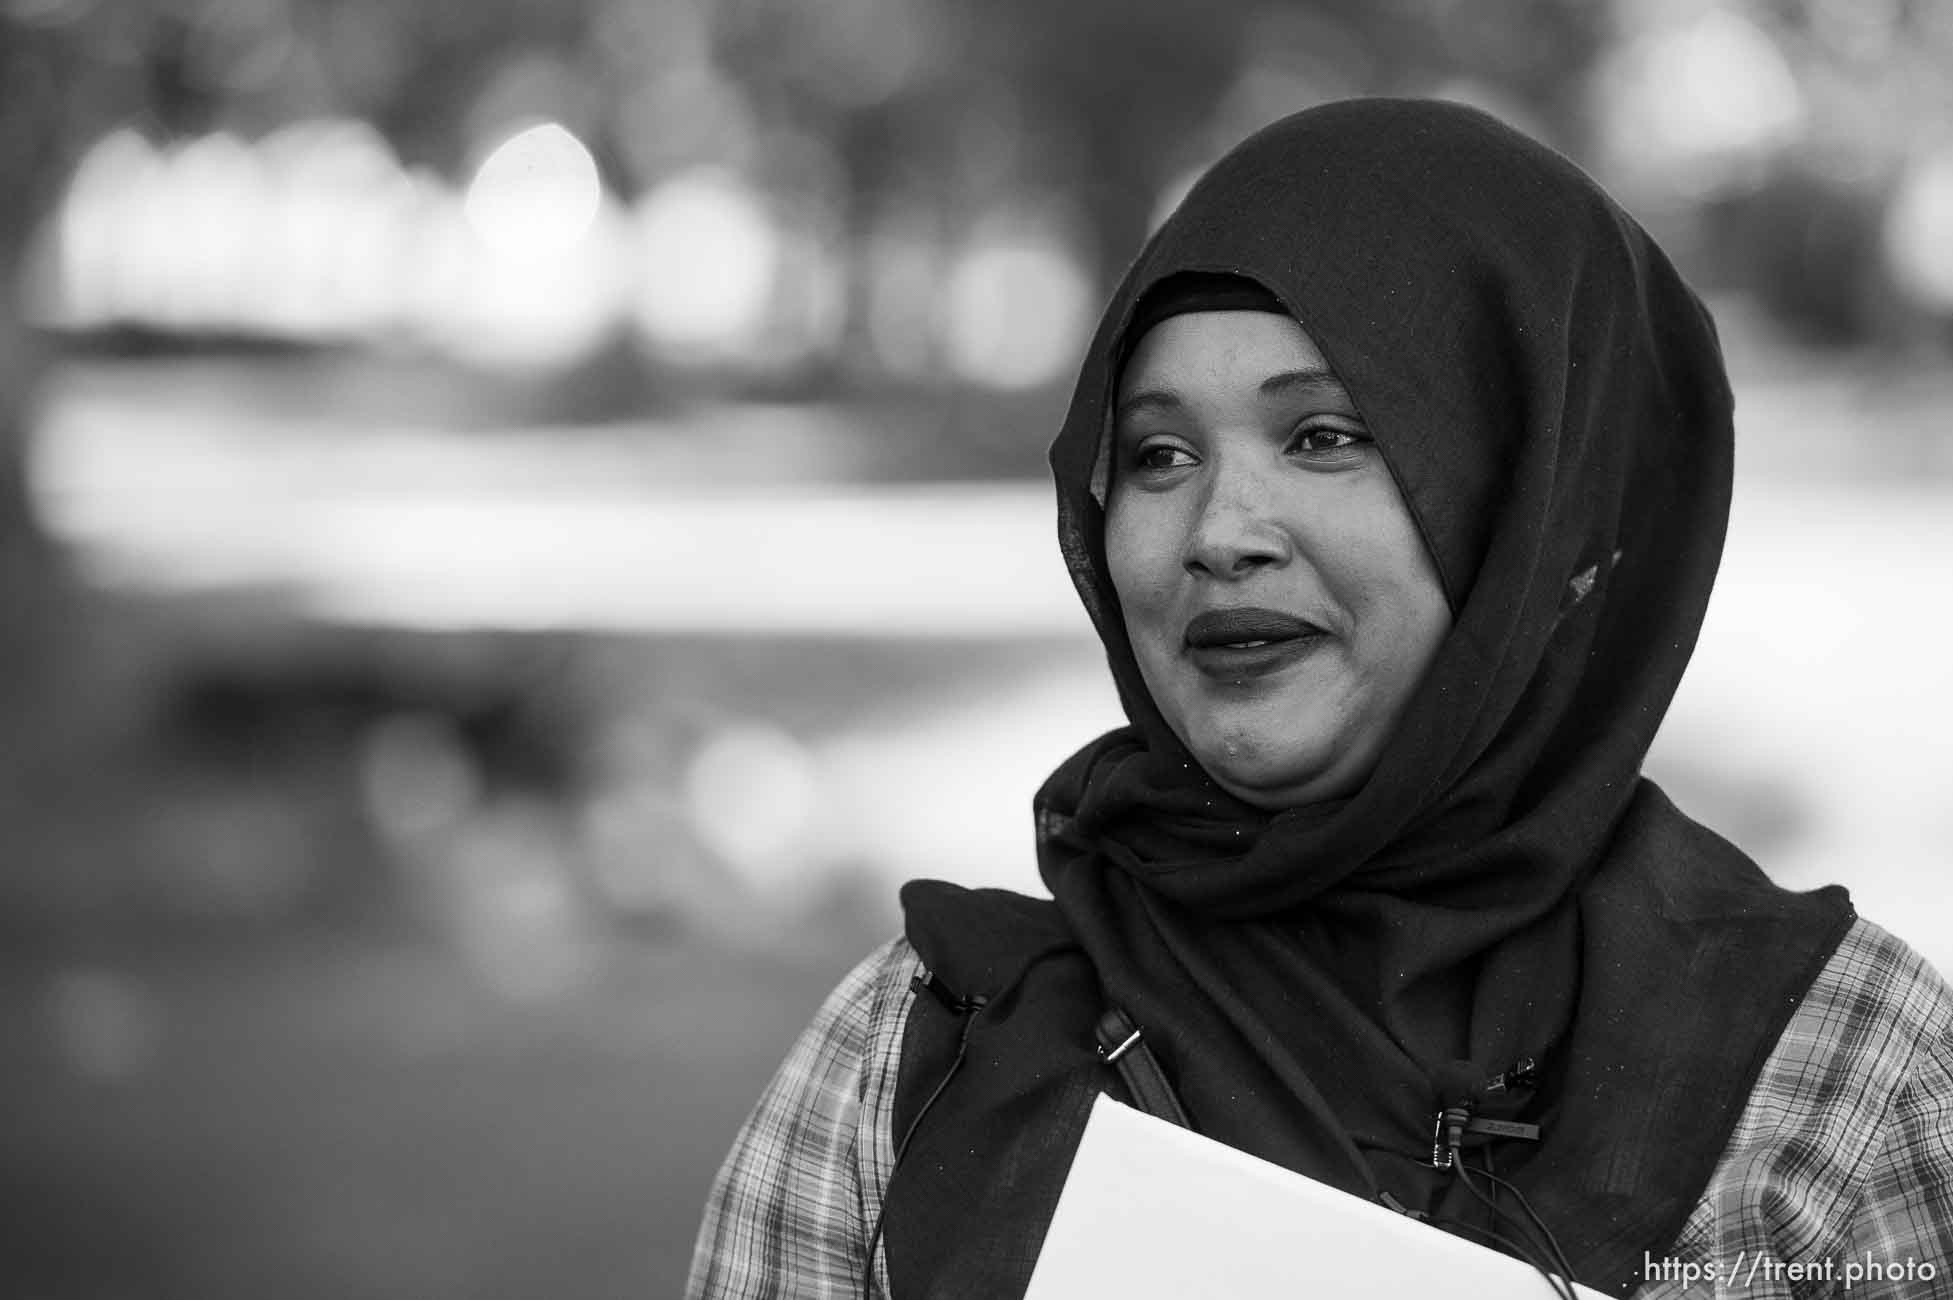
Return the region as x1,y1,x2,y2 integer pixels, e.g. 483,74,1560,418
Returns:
1023,1093,1611,1299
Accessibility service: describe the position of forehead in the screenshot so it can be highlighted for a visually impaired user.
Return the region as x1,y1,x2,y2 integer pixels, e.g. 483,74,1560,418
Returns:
1117,311,1332,398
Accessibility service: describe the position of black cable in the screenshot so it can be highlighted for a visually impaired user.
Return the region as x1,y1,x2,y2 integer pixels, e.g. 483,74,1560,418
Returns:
1449,1140,1577,1300
1485,1142,1500,1230
1439,1100,1576,1300
856,944,1075,1299
1361,1133,1575,1300
858,998,983,1300
1471,1160,1581,1294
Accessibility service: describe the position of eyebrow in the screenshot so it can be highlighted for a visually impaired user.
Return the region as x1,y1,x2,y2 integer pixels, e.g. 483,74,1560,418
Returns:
1258,367,1345,398
1114,367,1347,422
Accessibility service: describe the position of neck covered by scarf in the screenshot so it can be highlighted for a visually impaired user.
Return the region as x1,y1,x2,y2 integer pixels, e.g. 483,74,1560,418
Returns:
1031,99,1853,1284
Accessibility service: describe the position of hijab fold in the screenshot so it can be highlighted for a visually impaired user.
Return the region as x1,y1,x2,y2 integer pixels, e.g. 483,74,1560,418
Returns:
1032,99,1852,1287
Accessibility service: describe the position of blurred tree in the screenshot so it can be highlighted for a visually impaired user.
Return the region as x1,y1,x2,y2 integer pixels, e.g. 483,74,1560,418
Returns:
0,0,614,931
993,0,1606,284
0,0,610,560
1,12,93,802
0,0,1624,748
1712,168,1892,346
710,0,1608,381
0,0,1618,606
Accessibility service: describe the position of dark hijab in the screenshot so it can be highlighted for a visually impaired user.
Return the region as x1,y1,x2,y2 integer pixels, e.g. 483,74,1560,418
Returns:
1035,99,1852,1285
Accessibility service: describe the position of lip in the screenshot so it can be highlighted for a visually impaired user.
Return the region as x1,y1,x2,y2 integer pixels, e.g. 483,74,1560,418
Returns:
1184,606,1324,649
1183,606,1327,680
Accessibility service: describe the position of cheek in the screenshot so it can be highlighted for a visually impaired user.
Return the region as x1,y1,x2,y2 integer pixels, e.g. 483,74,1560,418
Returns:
1351,538,1451,679
1315,494,1450,665
1104,496,1194,727
1104,497,1179,628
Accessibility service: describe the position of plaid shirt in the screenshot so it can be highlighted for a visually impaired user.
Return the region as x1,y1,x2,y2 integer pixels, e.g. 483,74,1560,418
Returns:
686,918,1953,1299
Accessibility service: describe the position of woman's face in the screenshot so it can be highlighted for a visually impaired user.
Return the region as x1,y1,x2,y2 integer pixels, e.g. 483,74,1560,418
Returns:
1105,311,1452,810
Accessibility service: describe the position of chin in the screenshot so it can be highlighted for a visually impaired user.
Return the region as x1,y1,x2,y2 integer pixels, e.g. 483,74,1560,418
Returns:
1195,736,1347,809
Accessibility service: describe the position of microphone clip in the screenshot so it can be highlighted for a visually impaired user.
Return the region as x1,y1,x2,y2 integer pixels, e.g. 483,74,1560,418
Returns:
1431,1100,1543,1169
1482,1055,1540,1095
911,970,987,1016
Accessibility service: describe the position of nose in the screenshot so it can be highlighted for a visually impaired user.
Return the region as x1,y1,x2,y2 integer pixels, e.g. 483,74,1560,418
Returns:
1183,455,1291,578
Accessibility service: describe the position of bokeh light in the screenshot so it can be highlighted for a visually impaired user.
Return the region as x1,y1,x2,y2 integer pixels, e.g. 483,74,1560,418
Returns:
42,118,628,367
51,127,157,328
630,168,781,358
1884,149,1953,313
682,723,819,894
1594,8,1804,200
462,121,604,260
411,193,629,369
254,119,417,338
942,222,1094,390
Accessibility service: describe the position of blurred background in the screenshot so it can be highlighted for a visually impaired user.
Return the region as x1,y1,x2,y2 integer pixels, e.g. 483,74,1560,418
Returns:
2,0,1950,1294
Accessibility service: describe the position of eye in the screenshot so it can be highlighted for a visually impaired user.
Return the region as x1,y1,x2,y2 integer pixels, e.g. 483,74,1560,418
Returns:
1128,441,1198,472
1287,425,1371,457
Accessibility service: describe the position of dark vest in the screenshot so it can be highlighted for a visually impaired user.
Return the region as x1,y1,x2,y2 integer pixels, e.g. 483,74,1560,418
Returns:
879,808,1853,1299
877,885,1102,1298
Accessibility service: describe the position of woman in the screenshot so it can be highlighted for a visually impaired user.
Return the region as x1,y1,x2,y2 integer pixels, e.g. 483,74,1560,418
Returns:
687,100,1953,1299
